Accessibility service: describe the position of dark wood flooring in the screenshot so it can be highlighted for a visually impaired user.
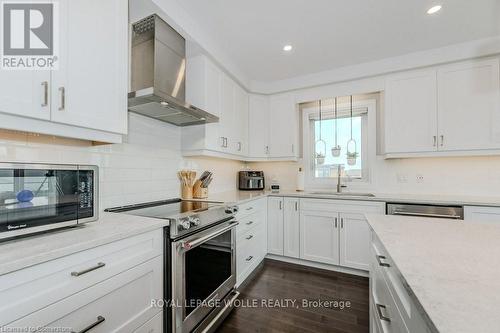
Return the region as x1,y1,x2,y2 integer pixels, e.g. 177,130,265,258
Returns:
217,259,369,333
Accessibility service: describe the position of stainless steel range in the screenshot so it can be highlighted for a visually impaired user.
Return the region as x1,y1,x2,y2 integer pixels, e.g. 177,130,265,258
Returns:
105,199,240,333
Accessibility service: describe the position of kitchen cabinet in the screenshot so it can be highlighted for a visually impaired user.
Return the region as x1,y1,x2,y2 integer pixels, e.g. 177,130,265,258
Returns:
383,57,500,157
0,230,163,329
283,197,300,258
184,54,249,157
267,197,284,255
236,198,268,286
437,59,500,151
248,94,270,158
0,0,127,142
268,93,299,158
464,205,500,223
298,199,384,270
248,93,299,160
384,69,438,153
300,210,340,265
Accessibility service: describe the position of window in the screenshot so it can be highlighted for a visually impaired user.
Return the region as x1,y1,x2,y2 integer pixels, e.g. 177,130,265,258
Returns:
302,97,371,185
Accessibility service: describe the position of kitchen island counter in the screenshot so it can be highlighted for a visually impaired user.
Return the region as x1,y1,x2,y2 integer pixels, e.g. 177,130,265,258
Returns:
366,214,500,333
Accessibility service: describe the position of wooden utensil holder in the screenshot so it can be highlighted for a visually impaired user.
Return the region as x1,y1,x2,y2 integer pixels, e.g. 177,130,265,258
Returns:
181,185,193,199
193,180,208,199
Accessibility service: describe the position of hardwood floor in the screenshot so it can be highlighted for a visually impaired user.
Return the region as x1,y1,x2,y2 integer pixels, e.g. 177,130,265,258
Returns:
217,259,369,333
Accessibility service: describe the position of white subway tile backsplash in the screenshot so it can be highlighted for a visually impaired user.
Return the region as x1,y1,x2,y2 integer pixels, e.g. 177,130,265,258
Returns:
0,113,243,212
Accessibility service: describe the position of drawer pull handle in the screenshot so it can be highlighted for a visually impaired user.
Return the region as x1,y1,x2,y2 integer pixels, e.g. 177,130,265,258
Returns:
246,235,254,240
72,315,105,333
246,221,254,225
71,262,106,277
376,255,391,267
376,304,391,322
246,207,254,211
245,256,253,261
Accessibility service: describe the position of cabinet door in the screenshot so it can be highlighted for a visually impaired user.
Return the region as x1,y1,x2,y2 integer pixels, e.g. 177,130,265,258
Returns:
299,210,339,265
339,212,371,271
437,58,500,151
283,198,300,258
248,94,270,158
51,0,128,134
233,85,249,155
0,71,51,120
204,60,223,151
267,197,284,255
220,74,235,151
384,70,438,153
269,93,297,157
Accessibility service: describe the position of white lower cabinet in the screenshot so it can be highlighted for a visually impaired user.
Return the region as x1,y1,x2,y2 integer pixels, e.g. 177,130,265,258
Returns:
300,210,340,265
370,232,431,333
464,205,500,223
283,197,300,258
0,230,164,331
267,197,284,255
236,198,268,286
268,197,384,272
135,311,163,333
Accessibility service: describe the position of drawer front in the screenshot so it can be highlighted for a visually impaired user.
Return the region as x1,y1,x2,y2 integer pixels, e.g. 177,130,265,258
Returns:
134,310,163,333
371,265,409,333
9,256,163,332
236,198,267,219
301,198,385,213
0,229,163,325
237,224,265,283
236,210,265,237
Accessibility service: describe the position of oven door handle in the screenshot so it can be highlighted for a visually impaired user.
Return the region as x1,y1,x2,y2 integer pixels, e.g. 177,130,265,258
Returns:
181,221,238,251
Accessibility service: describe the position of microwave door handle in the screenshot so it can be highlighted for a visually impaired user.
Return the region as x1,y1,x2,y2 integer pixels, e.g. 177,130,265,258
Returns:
181,221,238,251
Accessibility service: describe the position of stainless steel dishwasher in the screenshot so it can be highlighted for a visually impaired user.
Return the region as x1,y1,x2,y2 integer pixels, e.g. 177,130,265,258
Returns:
386,203,464,220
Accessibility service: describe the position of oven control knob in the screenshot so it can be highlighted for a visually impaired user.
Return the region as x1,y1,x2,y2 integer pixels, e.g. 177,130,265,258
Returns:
225,206,239,214
189,216,201,226
179,218,191,230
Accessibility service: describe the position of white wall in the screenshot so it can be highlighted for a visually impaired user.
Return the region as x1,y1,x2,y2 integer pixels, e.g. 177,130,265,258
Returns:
0,113,243,210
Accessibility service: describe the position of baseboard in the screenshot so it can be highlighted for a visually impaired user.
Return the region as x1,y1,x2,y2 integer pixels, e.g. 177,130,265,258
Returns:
265,254,369,278
236,258,265,290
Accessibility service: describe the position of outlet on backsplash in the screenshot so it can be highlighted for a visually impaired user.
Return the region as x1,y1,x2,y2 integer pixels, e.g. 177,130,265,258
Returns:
416,174,424,183
397,174,408,183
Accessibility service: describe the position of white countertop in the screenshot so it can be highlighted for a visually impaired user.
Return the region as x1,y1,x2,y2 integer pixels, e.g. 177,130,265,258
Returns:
0,212,169,276
203,190,500,207
366,214,500,333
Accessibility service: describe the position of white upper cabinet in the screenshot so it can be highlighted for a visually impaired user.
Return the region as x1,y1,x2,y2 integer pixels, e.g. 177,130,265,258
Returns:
269,93,298,158
0,71,51,121
184,54,249,157
383,57,500,157
437,59,500,151
248,94,270,158
0,0,127,143
384,69,438,153
51,0,128,134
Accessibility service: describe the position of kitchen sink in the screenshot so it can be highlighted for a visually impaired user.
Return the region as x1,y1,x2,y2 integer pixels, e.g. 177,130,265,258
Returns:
308,191,376,197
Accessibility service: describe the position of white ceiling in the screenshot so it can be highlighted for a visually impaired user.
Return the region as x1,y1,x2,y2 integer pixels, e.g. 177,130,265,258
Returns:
178,0,500,82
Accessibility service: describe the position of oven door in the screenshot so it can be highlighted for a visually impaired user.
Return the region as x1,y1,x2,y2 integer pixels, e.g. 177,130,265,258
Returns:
172,219,237,333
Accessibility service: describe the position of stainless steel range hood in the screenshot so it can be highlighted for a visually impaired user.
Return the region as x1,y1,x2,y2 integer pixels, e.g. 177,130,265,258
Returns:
128,15,218,126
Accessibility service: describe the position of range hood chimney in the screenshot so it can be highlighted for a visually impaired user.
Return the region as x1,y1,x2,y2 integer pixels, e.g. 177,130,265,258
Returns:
128,15,219,126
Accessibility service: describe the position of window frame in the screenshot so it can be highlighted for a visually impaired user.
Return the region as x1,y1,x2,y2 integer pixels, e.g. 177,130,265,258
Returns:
301,99,377,190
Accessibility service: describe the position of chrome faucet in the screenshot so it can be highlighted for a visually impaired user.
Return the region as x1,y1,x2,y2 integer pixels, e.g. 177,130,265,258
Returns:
336,164,346,193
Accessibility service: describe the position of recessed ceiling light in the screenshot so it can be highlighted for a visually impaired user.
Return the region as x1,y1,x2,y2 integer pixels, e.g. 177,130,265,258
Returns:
427,5,442,14
283,45,293,52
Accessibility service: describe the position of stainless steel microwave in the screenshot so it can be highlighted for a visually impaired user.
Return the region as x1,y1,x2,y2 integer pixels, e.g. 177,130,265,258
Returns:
0,163,98,240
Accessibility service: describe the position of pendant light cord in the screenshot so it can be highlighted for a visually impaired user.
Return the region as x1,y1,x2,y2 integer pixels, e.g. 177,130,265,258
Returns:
319,100,322,140
350,95,353,139
334,97,338,145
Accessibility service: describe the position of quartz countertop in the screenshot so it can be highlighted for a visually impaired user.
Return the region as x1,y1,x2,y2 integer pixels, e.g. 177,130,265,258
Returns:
366,214,500,333
202,190,500,207
0,212,169,276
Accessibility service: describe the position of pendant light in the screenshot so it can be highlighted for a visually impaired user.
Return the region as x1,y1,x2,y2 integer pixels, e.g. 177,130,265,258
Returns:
315,100,327,165
346,95,358,166
331,97,341,157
